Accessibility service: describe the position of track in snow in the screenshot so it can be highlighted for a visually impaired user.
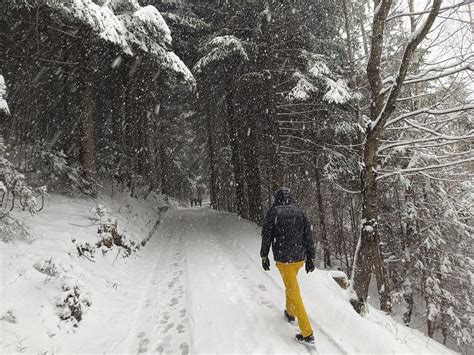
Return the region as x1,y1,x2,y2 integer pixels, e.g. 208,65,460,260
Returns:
119,207,345,354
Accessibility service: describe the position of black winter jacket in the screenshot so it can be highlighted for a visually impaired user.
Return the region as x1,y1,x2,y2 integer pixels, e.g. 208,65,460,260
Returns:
260,188,315,263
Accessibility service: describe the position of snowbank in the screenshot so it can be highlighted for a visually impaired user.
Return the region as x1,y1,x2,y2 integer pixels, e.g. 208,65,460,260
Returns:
0,192,169,353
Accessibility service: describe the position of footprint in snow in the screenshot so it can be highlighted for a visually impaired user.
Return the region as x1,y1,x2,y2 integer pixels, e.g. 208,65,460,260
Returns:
137,331,146,338
259,298,274,309
179,308,186,318
160,313,170,324
137,338,149,353
169,297,179,307
180,342,189,355
177,324,186,333
258,284,266,291
162,322,175,333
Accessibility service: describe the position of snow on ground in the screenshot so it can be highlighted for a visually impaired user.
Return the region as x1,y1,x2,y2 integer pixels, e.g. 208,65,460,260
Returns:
1,196,455,354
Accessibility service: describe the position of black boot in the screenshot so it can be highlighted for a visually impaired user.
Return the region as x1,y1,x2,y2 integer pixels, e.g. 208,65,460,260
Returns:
284,310,295,323
295,333,314,344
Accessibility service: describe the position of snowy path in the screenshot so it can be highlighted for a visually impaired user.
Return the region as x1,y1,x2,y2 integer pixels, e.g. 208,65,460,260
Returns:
114,207,344,354
1,199,454,354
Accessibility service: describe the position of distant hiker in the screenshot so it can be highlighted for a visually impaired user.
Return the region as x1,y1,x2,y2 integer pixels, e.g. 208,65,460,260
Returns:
260,187,316,345
190,197,195,207
197,194,202,207
197,186,204,207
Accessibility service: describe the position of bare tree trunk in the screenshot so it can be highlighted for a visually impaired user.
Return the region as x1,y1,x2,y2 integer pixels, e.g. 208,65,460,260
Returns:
314,162,330,268
359,20,369,57
408,0,422,112
352,136,379,303
238,78,263,224
147,108,159,193
81,82,96,178
159,141,167,195
207,106,218,209
373,240,391,312
226,87,247,218
267,74,282,191
342,205,352,275
260,1,283,191
342,0,363,137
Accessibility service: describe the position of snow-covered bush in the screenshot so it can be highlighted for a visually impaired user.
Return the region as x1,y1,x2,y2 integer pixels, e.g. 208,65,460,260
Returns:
0,309,17,324
33,257,61,278
1,75,45,241
74,240,96,260
91,205,138,256
56,281,91,327
0,216,32,243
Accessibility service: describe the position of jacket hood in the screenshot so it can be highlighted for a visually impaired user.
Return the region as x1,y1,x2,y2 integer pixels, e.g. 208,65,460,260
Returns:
274,187,294,206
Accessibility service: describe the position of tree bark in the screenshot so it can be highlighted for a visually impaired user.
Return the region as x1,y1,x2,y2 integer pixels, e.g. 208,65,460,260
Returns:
342,0,363,138
314,162,330,268
260,1,283,191
226,87,247,218
238,76,263,224
81,82,96,178
207,104,218,210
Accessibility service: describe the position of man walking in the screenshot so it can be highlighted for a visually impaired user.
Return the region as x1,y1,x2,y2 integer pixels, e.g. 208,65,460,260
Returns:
260,187,316,344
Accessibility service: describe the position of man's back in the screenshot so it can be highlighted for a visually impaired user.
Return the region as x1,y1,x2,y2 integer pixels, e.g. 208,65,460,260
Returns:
260,187,315,263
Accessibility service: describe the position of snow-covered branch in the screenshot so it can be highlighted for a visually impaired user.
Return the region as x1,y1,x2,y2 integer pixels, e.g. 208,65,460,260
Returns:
379,133,474,153
403,63,473,85
385,104,474,128
382,60,473,90
371,0,442,133
386,1,470,22
377,157,474,180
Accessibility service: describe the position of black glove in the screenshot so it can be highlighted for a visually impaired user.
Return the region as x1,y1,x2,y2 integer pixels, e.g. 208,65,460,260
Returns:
262,256,270,271
305,258,315,273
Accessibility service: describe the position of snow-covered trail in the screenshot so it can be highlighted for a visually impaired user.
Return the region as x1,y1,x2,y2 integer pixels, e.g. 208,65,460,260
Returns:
114,207,343,354
1,198,454,354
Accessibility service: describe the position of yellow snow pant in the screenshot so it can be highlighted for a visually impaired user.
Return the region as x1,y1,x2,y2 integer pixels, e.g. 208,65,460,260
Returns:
276,260,313,337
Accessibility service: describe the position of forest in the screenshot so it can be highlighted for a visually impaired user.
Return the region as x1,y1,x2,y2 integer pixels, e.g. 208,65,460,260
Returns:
0,0,472,352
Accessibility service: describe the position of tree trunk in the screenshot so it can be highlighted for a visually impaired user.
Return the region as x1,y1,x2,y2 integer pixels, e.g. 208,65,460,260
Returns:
207,105,218,210
373,241,392,313
226,88,247,218
240,86,263,224
314,162,330,268
260,2,283,191
352,135,379,303
267,72,282,192
147,109,159,193
81,82,96,178
342,0,363,139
